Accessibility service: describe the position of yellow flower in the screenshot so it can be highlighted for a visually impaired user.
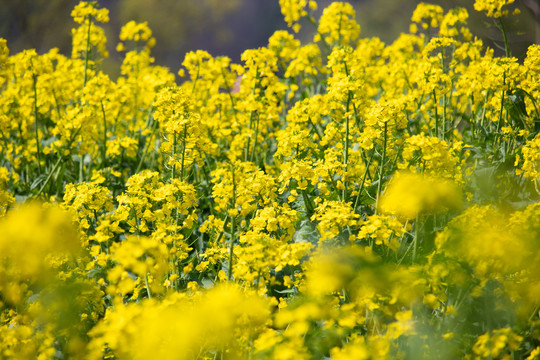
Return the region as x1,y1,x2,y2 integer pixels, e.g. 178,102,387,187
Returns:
87,285,270,360
71,1,109,24
516,134,540,180
0,203,81,304
311,200,360,244
411,3,444,30
279,0,314,32
387,310,416,339
435,205,530,279
472,328,522,359
474,0,515,18
315,2,360,45
379,171,462,220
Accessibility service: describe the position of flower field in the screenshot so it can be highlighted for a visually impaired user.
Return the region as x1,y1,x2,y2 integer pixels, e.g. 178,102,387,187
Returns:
1,0,540,358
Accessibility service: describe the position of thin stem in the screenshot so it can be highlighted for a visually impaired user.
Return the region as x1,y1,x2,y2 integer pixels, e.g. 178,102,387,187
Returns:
83,14,93,87
220,67,239,123
79,154,84,183
145,273,152,299
245,111,254,162
171,134,177,179
375,121,388,213
302,189,314,218
101,101,107,167
227,215,236,281
227,168,237,281
135,105,155,173
433,90,439,138
412,216,420,264
32,71,42,175
343,95,351,201
499,17,511,58
441,50,447,141
496,72,507,150
215,216,230,243
245,68,259,162
250,112,259,162
191,61,200,94
181,124,187,180
307,116,323,140
353,147,376,211
35,155,64,198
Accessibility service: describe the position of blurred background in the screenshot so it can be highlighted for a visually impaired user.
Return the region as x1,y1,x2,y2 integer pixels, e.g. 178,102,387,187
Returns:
0,0,538,77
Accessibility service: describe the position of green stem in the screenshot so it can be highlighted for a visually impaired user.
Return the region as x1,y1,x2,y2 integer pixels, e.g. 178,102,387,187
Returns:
375,121,388,213
32,71,42,176
35,155,64,198
215,216,230,243
302,189,314,218
307,116,323,140
227,169,237,281
343,93,351,201
101,101,107,167
440,46,448,140
433,90,439,138
191,61,200,94
145,273,152,299
135,105,156,173
412,216,420,264
221,67,239,123
83,14,92,87
171,134,177,179
499,17,511,58
250,112,259,162
245,68,259,162
181,124,187,180
496,72,507,150
79,154,84,183
353,147,375,211
227,215,236,281
245,111,254,162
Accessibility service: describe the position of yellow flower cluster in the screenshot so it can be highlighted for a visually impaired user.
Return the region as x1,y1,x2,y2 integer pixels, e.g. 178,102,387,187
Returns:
0,0,539,358
474,0,515,18
516,135,540,180
87,285,270,360
279,0,317,33
380,172,462,220
0,203,81,305
472,328,522,359
118,20,156,49
71,1,109,24
315,2,360,45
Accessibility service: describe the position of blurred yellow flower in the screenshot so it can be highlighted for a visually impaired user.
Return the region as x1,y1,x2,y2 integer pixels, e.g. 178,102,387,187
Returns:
379,171,462,220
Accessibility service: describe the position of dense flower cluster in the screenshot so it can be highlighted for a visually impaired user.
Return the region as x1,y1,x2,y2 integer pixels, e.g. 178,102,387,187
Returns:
0,0,539,359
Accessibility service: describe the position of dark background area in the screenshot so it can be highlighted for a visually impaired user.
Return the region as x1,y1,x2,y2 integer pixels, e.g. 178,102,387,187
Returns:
0,0,538,77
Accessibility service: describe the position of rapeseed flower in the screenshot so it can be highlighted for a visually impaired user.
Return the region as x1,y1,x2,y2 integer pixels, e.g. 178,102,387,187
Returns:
474,0,515,18
379,172,462,220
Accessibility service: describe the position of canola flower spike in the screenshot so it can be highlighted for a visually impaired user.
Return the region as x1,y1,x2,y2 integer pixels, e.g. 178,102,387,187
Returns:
71,2,109,24
516,134,540,180
118,20,156,49
279,0,317,33
379,171,462,220
474,0,515,18
411,3,444,30
439,8,472,41
315,2,360,45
